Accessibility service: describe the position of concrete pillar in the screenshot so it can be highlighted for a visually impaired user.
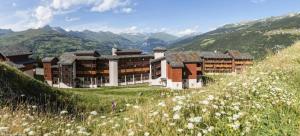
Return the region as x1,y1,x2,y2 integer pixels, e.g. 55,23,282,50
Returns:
125,75,127,85
90,77,93,88
109,59,118,86
133,74,135,84
100,77,103,86
141,74,143,83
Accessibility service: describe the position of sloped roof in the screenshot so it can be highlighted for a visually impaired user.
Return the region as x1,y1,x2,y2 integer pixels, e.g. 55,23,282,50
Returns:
200,51,232,59
57,50,153,65
0,45,32,57
42,57,58,63
116,49,142,55
58,52,76,65
6,61,25,69
234,53,253,60
74,50,101,57
153,47,167,52
225,50,253,60
166,52,202,68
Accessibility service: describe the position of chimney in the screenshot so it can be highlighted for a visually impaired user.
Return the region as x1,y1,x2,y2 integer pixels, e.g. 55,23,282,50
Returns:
112,48,118,56
153,47,167,59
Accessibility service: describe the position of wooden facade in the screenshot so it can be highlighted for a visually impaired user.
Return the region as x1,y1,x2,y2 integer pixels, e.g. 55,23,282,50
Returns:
202,58,234,73
150,50,253,89
0,46,36,77
43,49,154,88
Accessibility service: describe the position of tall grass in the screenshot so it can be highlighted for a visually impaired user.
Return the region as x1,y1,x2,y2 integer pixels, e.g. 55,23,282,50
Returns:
2,42,300,135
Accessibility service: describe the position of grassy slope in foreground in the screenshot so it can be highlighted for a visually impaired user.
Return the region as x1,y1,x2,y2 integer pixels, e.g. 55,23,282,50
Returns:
0,62,77,112
1,42,300,135
95,42,300,135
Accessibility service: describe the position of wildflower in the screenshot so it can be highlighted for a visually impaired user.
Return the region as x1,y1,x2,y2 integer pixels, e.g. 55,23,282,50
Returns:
173,105,182,112
100,116,106,119
126,104,131,107
133,105,140,109
158,102,166,107
114,124,120,127
43,133,51,136
177,129,184,132
128,130,134,136
0,127,9,132
66,129,74,135
169,123,176,126
215,112,221,117
124,117,130,121
187,123,194,129
150,111,159,116
229,121,240,130
129,120,134,123
163,113,169,118
197,132,202,136
232,114,240,121
189,116,202,123
32,105,37,109
201,100,209,105
28,131,35,136
60,110,68,115
90,111,98,116
144,132,150,136
212,105,218,109
173,113,180,120
208,126,214,132
23,128,31,133
207,95,214,101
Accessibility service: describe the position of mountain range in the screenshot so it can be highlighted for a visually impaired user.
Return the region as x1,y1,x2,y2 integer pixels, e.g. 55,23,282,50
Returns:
1,13,300,58
0,26,178,57
169,13,300,58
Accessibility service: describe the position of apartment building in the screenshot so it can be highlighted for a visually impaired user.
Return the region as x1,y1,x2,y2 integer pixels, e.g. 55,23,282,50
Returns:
43,47,253,89
42,48,153,88
0,45,36,77
150,48,253,89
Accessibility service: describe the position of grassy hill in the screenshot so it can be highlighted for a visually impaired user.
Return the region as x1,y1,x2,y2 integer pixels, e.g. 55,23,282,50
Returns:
169,13,300,58
1,41,300,135
0,62,77,112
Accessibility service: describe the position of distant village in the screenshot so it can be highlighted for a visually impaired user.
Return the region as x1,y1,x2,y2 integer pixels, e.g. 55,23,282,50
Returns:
0,45,253,90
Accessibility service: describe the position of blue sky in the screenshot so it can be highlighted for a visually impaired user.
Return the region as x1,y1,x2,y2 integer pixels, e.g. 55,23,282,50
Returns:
0,0,300,36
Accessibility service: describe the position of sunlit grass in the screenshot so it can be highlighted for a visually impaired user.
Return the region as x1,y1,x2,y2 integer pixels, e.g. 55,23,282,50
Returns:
2,42,300,135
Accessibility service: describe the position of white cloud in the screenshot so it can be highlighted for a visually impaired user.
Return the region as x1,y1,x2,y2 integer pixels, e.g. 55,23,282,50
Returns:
1,0,135,31
121,7,133,13
176,26,200,36
177,29,197,36
34,6,53,28
65,23,143,34
91,0,131,12
50,0,133,13
65,16,80,22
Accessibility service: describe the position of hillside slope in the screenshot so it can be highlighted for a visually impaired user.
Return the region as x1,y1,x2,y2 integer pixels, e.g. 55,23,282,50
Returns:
94,42,300,135
170,13,300,58
2,42,300,135
0,62,76,111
